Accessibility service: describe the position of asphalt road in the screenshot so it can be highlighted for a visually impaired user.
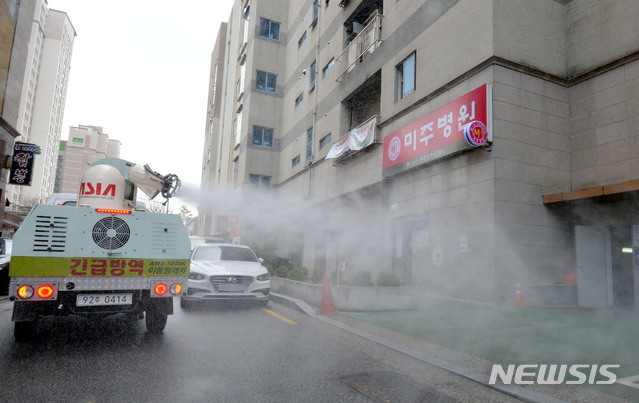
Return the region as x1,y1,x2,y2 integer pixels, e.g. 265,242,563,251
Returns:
0,298,518,403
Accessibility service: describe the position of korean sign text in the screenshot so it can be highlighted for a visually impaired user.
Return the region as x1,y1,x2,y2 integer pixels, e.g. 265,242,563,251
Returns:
383,84,489,176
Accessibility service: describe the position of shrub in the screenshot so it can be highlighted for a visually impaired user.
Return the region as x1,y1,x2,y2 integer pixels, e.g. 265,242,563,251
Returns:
351,270,374,287
286,266,308,282
275,265,289,278
311,267,325,284
265,265,274,276
376,271,400,287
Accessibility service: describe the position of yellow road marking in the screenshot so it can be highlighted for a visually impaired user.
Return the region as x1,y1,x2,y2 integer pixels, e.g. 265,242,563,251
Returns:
261,307,297,325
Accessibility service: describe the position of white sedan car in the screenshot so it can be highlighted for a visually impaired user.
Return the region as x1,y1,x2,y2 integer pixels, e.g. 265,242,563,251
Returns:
181,243,270,308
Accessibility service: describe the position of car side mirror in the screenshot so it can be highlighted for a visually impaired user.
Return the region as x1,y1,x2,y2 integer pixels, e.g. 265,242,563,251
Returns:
258,258,264,264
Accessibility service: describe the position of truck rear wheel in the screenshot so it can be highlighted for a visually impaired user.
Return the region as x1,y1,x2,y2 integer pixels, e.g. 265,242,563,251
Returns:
14,321,36,342
145,309,167,333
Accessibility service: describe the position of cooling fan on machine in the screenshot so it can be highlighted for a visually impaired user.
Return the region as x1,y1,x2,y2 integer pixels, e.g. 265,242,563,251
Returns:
92,217,131,249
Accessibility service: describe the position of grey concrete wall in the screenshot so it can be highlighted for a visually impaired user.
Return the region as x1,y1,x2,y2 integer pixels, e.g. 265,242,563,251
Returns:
569,58,639,188
493,0,567,77
380,0,492,121
566,0,639,78
271,277,418,311
493,0,639,79
491,64,573,296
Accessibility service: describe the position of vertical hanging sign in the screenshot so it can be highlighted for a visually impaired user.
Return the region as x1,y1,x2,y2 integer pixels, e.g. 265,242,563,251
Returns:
9,142,41,186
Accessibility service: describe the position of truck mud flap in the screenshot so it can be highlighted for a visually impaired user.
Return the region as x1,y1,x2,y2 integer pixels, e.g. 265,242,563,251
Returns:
12,301,55,322
146,297,173,315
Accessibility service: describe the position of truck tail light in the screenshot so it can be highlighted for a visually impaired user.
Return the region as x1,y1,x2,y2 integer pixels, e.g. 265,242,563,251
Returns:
37,285,55,299
15,283,57,300
169,283,182,295
17,285,34,299
153,283,168,296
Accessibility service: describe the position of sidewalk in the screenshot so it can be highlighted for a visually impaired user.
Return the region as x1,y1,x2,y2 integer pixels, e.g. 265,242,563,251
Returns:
272,292,639,402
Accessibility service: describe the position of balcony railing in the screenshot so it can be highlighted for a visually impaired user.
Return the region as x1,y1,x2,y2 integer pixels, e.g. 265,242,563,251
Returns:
336,12,383,82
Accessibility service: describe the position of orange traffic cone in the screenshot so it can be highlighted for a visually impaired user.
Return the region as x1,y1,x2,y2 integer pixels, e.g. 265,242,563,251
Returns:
515,281,523,308
317,276,338,315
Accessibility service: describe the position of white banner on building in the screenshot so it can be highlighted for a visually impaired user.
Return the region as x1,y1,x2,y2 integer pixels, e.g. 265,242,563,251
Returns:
349,116,376,151
325,115,377,159
326,134,351,159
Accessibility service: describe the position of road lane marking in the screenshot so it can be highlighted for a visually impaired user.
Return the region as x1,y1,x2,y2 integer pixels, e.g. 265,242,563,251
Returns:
261,307,297,325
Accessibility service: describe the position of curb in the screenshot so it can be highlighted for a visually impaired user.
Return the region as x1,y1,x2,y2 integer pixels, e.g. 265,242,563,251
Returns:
270,292,565,403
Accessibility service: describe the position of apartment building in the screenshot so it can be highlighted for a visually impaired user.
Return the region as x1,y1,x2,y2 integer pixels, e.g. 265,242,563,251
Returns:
8,2,75,206
198,23,228,237
55,125,122,194
202,0,639,308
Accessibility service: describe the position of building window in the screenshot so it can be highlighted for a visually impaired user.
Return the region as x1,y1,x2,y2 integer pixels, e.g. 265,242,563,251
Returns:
396,52,416,101
298,31,307,48
295,93,304,107
306,127,313,160
241,6,250,44
249,174,271,190
309,60,316,91
233,110,243,147
322,58,334,78
232,117,238,144
319,133,332,149
311,0,319,27
252,126,273,147
259,18,280,40
292,155,301,168
256,70,277,92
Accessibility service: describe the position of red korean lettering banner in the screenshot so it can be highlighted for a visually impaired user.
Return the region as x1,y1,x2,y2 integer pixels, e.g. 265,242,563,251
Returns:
382,84,488,174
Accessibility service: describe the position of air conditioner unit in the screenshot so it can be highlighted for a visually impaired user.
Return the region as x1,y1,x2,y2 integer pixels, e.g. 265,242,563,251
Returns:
345,21,363,41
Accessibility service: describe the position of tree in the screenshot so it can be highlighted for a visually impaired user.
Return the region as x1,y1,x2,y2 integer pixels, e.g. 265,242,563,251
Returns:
178,205,192,222
178,205,197,234
145,200,167,213
137,193,168,213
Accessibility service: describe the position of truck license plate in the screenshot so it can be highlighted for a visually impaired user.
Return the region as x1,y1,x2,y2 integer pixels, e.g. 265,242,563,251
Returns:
76,293,133,306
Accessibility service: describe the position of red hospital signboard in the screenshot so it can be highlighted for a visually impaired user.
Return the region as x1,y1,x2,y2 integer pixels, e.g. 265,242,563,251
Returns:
382,84,490,176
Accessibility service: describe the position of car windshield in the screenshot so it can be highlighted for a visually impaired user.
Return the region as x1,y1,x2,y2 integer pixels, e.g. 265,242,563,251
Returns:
192,245,257,262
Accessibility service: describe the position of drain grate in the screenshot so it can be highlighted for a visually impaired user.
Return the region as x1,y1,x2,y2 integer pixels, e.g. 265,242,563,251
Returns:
341,371,459,403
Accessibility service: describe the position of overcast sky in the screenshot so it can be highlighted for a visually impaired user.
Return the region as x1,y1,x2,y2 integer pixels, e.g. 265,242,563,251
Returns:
47,0,234,210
